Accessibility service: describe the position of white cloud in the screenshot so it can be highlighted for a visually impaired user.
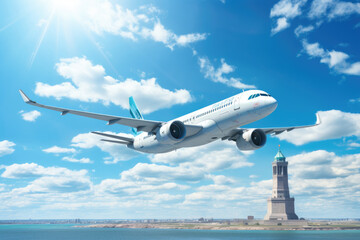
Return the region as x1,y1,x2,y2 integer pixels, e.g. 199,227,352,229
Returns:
62,156,92,164
141,21,174,47
150,141,253,171
271,0,307,18
328,1,360,19
71,131,139,164
286,150,360,211
269,1,360,77
294,25,315,37
259,150,360,217
207,175,235,185
2,149,359,219
176,33,207,47
342,62,360,75
183,178,272,207
272,17,290,35
302,40,326,57
270,0,307,35
347,141,360,148
20,110,41,122
78,0,206,49
350,97,360,103
12,176,92,194
97,178,188,195
198,57,255,89
116,141,253,183
140,21,207,50
121,163,206,182
139,5,161,15
35,57,193,114
287,150,360,179
271,0,360,34
43,146,76,154
309,0,360,20
1,163,88,179
83,0,145,39
302,39,360,76
308,0,334,19
321,50,349,67
276,110,360,145
180,149,360,217
0,140,15,157
0,163,185,217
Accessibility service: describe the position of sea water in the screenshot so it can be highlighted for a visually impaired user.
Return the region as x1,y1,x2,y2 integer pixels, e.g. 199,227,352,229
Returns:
0,224,360,240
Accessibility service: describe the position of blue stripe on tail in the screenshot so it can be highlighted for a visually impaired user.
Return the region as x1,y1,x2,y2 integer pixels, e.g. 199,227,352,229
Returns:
129,96,143,135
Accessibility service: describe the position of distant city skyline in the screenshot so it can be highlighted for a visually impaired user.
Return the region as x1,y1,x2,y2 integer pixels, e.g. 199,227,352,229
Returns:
0,0,360,219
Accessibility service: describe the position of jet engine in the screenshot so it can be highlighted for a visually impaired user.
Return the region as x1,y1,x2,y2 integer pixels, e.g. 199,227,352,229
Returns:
157,120,186,144
236,129,266,151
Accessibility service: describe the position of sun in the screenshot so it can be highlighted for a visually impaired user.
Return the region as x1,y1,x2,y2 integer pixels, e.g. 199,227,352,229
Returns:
29,0,83,66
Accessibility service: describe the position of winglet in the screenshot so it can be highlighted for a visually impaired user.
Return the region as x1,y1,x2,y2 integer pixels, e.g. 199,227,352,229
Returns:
19,90,34,103
315,113,321,125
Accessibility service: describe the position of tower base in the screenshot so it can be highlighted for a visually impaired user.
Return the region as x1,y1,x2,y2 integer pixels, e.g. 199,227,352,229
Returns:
264,197,298,220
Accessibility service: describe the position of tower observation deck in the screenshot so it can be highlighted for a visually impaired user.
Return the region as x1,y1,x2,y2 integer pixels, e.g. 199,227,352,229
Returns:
264,147,298,220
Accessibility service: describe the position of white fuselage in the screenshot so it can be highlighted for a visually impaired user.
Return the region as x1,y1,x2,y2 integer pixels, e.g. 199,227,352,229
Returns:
131,90,278,153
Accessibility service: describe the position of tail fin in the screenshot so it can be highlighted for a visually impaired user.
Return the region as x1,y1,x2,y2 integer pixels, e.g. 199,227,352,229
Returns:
129,96,143,135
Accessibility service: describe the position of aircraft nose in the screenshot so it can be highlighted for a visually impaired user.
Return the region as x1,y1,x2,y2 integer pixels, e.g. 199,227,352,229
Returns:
269,97,278,112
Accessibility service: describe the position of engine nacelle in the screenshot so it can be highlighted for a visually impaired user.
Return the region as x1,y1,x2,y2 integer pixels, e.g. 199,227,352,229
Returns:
236,129,266,151
157,120,186,144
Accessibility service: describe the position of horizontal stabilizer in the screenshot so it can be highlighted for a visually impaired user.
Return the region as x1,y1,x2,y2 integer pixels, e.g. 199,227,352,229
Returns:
101,139,129,145
92,131,134,143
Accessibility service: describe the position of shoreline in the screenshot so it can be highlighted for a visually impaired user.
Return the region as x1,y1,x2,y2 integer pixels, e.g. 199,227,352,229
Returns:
75,222,360,231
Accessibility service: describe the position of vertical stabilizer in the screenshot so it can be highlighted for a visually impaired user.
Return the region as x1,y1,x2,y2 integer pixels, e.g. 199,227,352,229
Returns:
129,96,143,135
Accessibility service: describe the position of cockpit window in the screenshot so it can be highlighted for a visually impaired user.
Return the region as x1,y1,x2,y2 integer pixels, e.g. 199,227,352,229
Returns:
248,93,272,100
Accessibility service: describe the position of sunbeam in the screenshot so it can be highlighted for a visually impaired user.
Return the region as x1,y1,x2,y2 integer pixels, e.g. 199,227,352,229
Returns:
29,10,54,67
0,16,21,32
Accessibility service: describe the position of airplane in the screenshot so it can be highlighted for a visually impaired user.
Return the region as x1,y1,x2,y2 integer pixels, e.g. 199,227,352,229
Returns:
19,89,320,154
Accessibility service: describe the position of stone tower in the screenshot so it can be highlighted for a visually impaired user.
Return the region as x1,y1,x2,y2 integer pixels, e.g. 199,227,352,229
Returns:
264,148,298,220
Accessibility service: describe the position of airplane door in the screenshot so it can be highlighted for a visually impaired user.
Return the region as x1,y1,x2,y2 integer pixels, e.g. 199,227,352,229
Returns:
233,95,241,111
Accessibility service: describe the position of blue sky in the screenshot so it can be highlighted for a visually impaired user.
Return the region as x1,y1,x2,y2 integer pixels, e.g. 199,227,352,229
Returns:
1,0,360,219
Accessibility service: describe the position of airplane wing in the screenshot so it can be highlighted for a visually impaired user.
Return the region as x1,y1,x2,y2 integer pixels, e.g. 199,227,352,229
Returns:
224,113,321,141
19,90,163,133
19,90,204,137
